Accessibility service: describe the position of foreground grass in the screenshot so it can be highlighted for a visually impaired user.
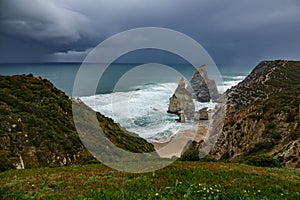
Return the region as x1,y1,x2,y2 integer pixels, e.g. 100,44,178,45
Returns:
0,161,299,199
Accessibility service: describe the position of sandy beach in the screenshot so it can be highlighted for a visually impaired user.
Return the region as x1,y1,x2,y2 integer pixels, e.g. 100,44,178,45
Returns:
150,125,208,158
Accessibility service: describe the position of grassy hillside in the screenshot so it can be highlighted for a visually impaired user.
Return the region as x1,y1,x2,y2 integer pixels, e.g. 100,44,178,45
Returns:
0,74,155,172
1,161,299,199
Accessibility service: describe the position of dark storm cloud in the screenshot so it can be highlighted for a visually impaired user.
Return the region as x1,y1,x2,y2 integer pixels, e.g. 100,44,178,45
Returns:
0,0,300,66
0,0,95,43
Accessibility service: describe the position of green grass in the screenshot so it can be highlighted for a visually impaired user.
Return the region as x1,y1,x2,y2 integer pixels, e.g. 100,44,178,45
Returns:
1,162,299,199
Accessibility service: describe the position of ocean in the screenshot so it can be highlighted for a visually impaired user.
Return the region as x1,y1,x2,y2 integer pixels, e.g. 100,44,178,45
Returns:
0,63,250,142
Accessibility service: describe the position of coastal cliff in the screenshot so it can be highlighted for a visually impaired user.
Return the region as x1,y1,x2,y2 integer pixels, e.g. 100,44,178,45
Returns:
211,60,300,168
1,60,299,171
0,75,155,171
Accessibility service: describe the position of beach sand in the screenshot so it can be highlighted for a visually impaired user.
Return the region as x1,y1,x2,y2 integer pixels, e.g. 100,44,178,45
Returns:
150,125,208,158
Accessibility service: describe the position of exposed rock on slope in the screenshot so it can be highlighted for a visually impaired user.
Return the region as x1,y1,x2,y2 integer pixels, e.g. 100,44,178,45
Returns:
210,60,300,168
0,75,155,172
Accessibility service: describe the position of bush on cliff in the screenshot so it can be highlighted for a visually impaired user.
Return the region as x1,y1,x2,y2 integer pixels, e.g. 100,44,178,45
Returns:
243,155,282,168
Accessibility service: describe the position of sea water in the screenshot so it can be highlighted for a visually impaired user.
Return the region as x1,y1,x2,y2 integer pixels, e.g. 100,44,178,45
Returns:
0,62,249,142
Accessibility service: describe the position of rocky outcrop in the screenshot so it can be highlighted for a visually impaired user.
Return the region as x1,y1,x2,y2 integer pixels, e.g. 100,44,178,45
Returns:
168,77,195,121
187,65,219,102
210,60,300,168
168,65,220,122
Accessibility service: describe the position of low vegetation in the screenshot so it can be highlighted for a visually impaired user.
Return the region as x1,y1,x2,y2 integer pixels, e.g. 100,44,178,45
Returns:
1,161,299,199
0,74,154,171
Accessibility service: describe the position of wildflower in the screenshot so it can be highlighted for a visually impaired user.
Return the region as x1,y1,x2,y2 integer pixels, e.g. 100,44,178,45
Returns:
257,190,261,193
155,193,159,196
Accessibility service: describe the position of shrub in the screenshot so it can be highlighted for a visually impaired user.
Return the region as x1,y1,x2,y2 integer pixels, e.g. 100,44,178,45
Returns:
0,155,14,172
243,155,282,168
247,140,276,155
180,150,200,161
271,131,281,140
235,123,242,130
288,132,299,140
248,114,262,120
285,112,295,123
0,108,9,115
267,122,276,129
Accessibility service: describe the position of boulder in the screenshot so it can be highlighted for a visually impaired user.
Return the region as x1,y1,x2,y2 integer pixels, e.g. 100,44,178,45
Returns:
194,107,209,120
178,110,185,123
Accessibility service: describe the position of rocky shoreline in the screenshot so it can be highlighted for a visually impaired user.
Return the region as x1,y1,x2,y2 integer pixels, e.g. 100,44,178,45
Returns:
154,64,224,159
167,64,219,122
150,112,214,159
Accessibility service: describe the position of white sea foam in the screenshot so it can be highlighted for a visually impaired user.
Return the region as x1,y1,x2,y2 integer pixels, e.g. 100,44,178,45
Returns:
80,76,245,142
222,75,246,80
218,81,243,93
81,83,185,141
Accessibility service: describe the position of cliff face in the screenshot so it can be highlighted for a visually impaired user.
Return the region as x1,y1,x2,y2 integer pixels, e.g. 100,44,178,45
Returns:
211,60,300,168
0,75,155,172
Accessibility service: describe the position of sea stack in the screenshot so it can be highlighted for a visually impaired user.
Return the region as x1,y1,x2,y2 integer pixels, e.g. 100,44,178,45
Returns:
167,77,195,122
168,65,219,122
187,65,219,102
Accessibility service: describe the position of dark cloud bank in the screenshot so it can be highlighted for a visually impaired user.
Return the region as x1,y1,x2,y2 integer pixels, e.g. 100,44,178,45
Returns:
0,0,300,67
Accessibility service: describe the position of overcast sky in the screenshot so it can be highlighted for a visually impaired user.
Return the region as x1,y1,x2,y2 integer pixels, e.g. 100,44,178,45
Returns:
0,0,300,67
